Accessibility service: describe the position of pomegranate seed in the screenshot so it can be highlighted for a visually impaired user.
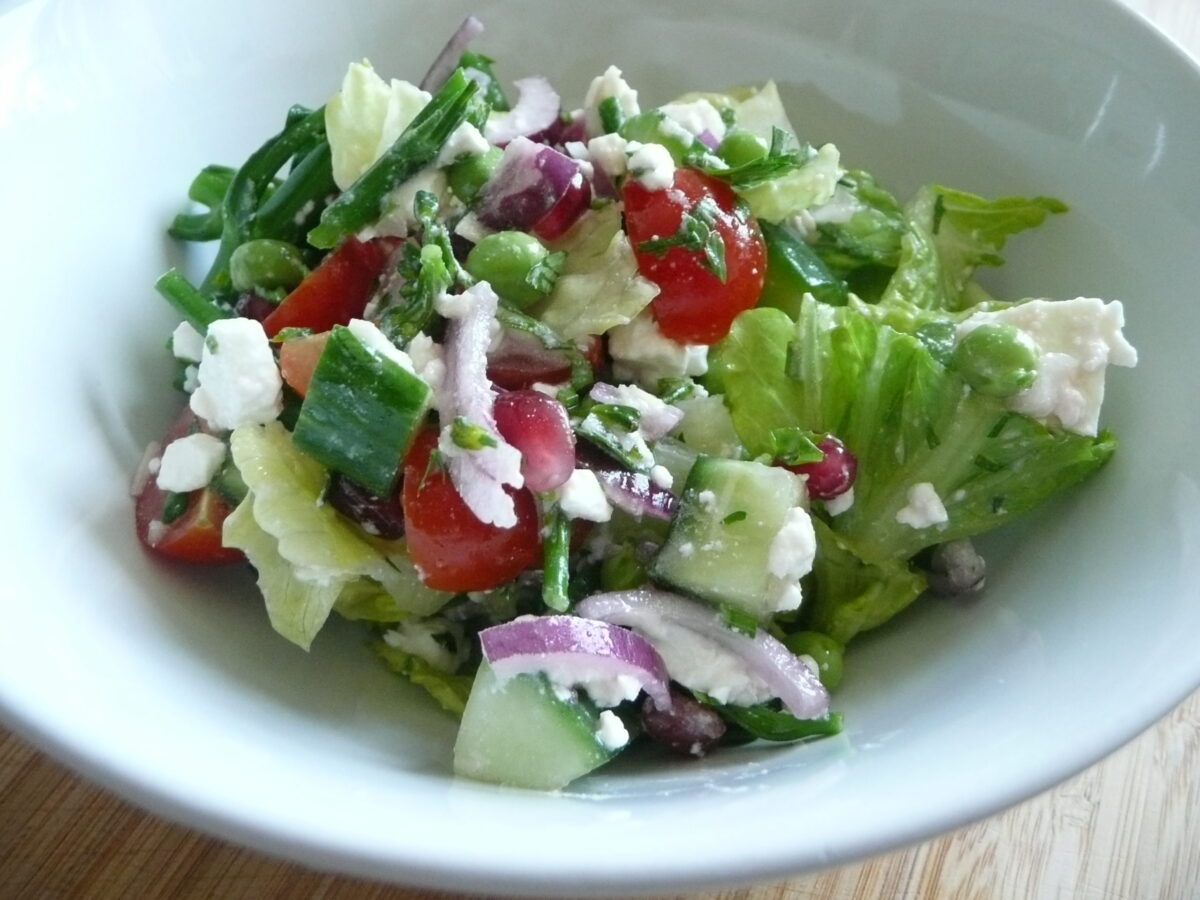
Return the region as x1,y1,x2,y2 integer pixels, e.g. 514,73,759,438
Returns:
640,688,726,757
789,435,857,500
326,473,405,539
493,390,576,492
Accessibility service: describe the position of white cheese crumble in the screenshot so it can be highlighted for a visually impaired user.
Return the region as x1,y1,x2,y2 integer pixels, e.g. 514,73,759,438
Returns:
435,121,489,167
189,318,283,430
369,166,451,238
181,365,199,394
895,482,949,529
955,297,1137,436
808,184,866,227
608,310,708,389
382,619,462,673
596,710,630,751
170,322,205,363
696,489,717,511
825,485,855,517
556,469,613,522
626,140,676,190
658,99,727,142
583,65,640,137
155,433,227,493
766,506,817,612
346,318,416,372
406,333,445,408
586,132,629,179
435,288,476,320
630,617,774,707
650,465,674,490
454,211,492,244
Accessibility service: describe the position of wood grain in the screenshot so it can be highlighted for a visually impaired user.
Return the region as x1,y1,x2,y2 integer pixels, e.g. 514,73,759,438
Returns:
3,690,1198,898
3,0,1198,898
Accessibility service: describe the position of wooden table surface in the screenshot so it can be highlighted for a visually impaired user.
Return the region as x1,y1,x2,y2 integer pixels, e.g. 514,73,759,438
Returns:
3,1,1198,898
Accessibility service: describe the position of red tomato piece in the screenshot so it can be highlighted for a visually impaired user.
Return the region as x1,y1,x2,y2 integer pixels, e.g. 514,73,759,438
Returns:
401,428,542,592
261,236,394,338
623,169,767,344
134,407,242,564
278,331,331,398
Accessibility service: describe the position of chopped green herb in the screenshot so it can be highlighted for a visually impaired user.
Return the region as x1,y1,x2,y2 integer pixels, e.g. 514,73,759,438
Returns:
270,326,314,343
451,417,499,450
722,510,748,525
769,426,825,466
524,250,567,295
636,196,728,282
590,403,641,432
657,376,698,405
598,96,625,133
160,492,190,525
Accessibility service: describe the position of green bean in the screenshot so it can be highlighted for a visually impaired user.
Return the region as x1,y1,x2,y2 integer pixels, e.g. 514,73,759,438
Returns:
201,106,328,295
252,139,335,245
155,268,232,332
307,70,480,250
168,165,235,242
758,220,848,310
540,500,571,612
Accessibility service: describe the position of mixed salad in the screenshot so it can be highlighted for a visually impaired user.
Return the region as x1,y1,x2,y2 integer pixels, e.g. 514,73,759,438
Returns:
133,18,1137,790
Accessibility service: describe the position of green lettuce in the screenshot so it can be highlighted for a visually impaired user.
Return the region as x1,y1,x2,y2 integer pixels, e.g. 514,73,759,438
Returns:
708,300,1115,566
535,204,659,339
807,170,907,287
738,143,842,224
372,641,475,716
224,422,453,649
884,186,1066,311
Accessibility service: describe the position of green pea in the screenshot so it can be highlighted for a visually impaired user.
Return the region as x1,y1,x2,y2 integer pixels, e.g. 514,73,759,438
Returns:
951,322,1039,398
717,129,768,168
783,631,844,689
230,239,309,294
465,231,551,308
600,545,646,592
446,146,503,204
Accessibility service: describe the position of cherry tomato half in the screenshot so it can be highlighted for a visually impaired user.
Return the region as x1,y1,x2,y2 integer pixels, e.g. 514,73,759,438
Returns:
623,169,766,345
134,407,242,564
401,428,542,592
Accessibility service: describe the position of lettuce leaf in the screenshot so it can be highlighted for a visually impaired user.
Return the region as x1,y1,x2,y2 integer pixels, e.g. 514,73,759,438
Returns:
372,641,475,716
807,170,906,286
738,143,842,224
226,423,453,648
709,300,1115,565
536,204,659,339
884,186,1066,311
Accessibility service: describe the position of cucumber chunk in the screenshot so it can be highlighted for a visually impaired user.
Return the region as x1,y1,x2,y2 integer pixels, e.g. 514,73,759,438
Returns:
453,662,618,790
652,456,806,619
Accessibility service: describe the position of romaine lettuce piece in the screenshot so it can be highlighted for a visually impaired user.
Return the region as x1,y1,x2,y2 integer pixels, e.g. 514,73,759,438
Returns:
738,143,842,224
708,300,1115,565
536,204,659,338
884,186,1067,311
806,170,906,286
372,640,475,716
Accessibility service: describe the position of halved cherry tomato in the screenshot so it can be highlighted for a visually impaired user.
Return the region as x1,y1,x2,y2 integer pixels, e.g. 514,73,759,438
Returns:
261,236,395,338
401,428,541,592
278,331,331,398
134,407,242,564
623,169,767,344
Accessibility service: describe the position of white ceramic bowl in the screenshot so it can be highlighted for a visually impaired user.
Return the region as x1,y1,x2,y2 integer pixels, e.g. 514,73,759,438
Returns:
2,0,1198,894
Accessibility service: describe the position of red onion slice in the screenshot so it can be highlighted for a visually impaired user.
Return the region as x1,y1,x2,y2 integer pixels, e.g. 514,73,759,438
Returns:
483,76,561,145
475,137,586,232
439,281,524,527
576,589,830,720
588,382,684,441
480,615,673,710
593,469,677,520
419,15,485,92
487,327,574,390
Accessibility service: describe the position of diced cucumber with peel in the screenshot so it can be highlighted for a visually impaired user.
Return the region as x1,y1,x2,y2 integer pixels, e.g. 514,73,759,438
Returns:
453,661,617,790
652,456,806,619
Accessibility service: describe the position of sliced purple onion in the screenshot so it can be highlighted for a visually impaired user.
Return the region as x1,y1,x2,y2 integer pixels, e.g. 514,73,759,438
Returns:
475,137,585,232
419,15,485,92
439,281,524,528
527,111,588,148
483,76,561,145
588,382,684,441
576,589,830,720
695,129,721,150
594,469,677,521
480,615,672,710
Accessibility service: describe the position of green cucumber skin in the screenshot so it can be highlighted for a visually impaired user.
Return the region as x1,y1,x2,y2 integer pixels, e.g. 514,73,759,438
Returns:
651,456,805,618
453,662,615,790
292,326,431,496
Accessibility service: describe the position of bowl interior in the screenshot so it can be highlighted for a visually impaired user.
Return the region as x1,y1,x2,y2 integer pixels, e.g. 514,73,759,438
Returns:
1,0,1199,894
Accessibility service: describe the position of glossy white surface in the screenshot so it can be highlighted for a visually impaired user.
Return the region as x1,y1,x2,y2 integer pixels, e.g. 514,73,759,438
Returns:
1,0,1198,894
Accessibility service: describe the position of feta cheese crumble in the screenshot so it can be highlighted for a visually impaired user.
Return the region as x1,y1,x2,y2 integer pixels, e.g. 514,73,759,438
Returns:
170,322,205,363
189,318,283,430
608,310,708,388
435,121,489,167
895,482,949,529
766,506,817,611
825,486,855,517
583,65,639,137
956,297,1137,436
650,465,674,490
596,710,630,751
658,99,727,142
347,318,416,372
626,140,676,190
586,132,629,179
556,469,613,523
155,433,227,493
